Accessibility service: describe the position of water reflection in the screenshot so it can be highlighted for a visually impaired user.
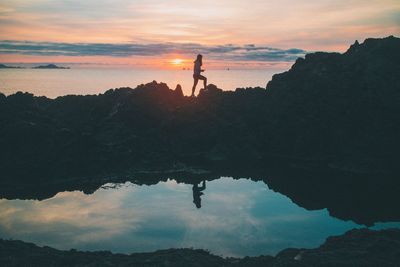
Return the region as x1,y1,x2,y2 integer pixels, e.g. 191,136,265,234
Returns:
1,177,398,257
192,180,206,208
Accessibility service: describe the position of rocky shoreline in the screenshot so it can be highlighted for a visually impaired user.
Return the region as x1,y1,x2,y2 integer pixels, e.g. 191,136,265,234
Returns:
1,228,400,267
1,36,399,182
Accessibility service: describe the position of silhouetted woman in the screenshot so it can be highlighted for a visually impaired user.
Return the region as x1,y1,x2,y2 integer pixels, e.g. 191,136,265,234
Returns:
191,54,207,97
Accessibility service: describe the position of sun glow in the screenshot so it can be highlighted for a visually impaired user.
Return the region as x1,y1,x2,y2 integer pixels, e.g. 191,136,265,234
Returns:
171,58,184,65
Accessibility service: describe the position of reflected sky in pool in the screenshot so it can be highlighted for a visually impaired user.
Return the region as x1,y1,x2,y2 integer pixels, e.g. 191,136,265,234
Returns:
0,177,398,257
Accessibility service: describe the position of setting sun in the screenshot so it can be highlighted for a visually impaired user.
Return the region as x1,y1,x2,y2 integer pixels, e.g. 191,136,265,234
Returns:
171,58,184,65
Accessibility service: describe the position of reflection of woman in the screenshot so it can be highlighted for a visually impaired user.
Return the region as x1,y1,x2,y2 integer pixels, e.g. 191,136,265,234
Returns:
192,180,206,209
191,54,207,97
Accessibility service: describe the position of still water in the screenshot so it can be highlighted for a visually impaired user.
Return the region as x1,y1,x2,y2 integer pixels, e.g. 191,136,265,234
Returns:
0,68,284,98
0,177,397,257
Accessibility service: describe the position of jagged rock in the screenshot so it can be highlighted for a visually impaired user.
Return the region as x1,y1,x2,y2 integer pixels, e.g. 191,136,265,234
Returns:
174,84,184,97
198,84,223,98
266,36,400,172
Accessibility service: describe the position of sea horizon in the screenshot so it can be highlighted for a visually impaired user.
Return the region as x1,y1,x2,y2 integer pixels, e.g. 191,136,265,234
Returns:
0,67,287,98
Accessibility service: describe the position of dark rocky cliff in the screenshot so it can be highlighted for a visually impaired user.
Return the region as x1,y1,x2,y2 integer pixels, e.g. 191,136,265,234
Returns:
266,36,400,172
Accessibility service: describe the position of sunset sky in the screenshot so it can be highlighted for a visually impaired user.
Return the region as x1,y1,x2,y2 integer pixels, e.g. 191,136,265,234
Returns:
0,0,399,69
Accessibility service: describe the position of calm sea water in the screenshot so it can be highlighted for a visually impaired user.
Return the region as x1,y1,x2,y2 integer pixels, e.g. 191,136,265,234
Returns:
0,177,398,257
0,68,284,98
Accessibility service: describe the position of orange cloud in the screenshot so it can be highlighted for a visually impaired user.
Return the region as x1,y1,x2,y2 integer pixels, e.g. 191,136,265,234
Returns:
0,0,399,64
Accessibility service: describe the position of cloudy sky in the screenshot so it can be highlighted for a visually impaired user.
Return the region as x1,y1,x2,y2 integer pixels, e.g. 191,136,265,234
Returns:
0,0,399,68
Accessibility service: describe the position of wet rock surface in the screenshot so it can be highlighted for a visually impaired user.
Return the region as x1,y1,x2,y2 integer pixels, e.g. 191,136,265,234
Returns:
1,228,399,267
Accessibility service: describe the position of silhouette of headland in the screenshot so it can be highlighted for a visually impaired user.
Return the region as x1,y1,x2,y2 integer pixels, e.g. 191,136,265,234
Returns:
0,64,23,69
32,64,70,69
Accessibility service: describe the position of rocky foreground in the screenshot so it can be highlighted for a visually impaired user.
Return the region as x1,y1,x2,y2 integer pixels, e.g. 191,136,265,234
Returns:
1,228,400,267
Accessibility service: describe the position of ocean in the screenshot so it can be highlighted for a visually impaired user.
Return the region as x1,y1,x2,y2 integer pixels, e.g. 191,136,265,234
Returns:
0,68,286,98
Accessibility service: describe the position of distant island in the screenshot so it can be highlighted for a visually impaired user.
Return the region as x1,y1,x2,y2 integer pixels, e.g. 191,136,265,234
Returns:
0,63,70,69
32,64,70,69
0,64,23,69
